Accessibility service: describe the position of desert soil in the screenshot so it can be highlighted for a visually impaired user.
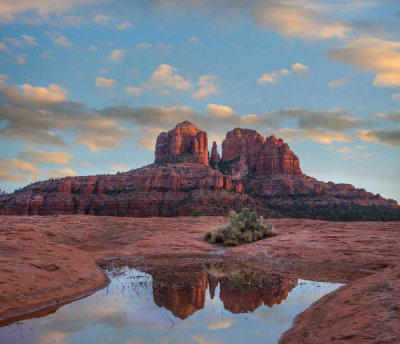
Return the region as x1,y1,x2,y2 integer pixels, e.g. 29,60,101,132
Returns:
0,215,399,343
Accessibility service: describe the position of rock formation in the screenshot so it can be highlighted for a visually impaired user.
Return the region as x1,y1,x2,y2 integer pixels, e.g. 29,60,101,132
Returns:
210,141,220,163
221,128,301,175
155,121,209,166
0,120,399,220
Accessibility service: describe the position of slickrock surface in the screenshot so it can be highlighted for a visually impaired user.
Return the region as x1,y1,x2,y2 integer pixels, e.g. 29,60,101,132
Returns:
1,120,398,220
0,215,399,343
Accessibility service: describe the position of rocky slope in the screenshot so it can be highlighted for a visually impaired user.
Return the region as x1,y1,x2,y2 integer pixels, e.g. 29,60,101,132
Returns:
0,121,399,220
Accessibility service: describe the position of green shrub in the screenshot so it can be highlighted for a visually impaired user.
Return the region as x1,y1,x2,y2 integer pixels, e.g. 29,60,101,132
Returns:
205,208,276,246
190,209,205,216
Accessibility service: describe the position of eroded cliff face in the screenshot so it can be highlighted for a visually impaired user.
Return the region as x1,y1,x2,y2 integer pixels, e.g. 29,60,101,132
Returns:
221,128,301,176
155,121,209,166
0,120,399,220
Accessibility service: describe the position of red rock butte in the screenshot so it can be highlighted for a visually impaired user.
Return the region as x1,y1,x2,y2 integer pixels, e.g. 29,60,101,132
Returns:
0,120,399,220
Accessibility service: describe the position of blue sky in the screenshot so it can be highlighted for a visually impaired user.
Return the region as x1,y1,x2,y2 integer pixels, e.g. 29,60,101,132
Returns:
0,0,399,201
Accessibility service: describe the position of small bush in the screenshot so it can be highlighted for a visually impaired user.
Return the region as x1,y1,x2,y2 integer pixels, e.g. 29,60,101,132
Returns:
205,208,276,246
190,209,205,216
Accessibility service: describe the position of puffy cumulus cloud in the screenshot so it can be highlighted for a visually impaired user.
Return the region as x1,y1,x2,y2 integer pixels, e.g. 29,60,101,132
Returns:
192,75,220,99
278,108,368,131
207,104,236,118
46,31,72,47
292,62,309,74
18,150,73,165
21,34,38,46
81,161,94,168
106,49,125,62
4,37,23,47
269,128,353,144
327,36,400,87
0,43,6,51
258,68,291,85
95,77,117,88
17,53,27,64
255,3,350,40
47,167,77,179
0,156,40,182
329,77,347,88
357,129,400,147
115,21,133,30
0,74,8,80
207,319,234,330
142,64,193,92
376,112,400,123
0,80,131,151
125,86,141,96
392,94,400,103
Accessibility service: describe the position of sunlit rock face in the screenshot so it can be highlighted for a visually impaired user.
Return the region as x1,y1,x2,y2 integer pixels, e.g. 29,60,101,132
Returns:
155,121,210,166
221,128,302,176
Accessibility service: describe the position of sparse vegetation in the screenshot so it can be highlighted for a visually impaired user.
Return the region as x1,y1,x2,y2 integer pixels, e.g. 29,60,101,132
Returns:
190,209,205,216
205,208,276,246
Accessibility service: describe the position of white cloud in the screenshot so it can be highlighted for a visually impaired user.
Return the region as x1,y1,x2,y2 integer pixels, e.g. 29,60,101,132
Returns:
142,64,193,92
136,43,152,52
0,157,39,182
188,36,200,44
392,93,400,103
98,68,107,74
329,77,347,88
292,62,309,74
116,22,133,30
46,32,72,47
270,128,353,144
4,37,23,47
81,161,95,168
47,167,77,179
328,36,400,87
258,68,291,85
106,49,125,62
335,145,371,159
17,83,68,103
207,319,234,330
17,53,27,64
192,75,220,99
125,86,141,96
0,43,6,51
255,3,350,40
19,150,73,165
21,34,38,46
93,13,109,24
111,164,128,172
95,77,117,88
357,129,400,147
207,104,236,118
89,45,97,51
0,74,8,80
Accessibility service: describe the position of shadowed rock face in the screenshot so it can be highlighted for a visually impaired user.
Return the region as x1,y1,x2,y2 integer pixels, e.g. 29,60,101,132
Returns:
0,121,399,220
155,121,209,166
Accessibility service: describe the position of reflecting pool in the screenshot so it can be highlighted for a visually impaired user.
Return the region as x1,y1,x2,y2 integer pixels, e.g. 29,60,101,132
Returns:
1,261,343,344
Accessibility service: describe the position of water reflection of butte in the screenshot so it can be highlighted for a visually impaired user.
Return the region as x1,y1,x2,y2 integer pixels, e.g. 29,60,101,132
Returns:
152,271,208,319
217,274,298,314
151,268,298,318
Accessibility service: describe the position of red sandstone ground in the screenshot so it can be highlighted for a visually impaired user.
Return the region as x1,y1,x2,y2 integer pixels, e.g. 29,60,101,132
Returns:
0,215,399,343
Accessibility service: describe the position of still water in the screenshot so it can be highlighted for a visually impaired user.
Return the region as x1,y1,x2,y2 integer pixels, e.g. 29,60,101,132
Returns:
1,261,343,344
